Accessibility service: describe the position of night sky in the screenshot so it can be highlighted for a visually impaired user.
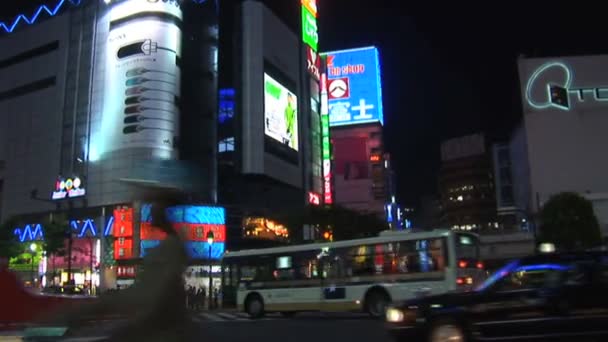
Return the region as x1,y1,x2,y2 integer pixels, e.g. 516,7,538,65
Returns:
3,1,608,207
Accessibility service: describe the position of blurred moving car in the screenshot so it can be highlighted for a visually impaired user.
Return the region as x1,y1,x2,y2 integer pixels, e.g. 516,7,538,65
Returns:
386,250,608,341
0,268,93,327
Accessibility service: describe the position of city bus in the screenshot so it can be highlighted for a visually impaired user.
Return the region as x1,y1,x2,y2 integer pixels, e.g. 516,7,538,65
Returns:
221,229,484,318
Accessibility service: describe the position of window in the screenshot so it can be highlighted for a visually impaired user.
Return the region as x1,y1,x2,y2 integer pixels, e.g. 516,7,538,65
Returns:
218,137,235,152
492,265,566,292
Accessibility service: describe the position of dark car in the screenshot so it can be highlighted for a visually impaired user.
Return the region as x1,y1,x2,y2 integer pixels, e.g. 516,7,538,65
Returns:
386,251,608,341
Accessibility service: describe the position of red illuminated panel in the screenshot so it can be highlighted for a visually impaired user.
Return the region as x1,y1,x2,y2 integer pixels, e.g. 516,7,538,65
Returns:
166,223,227,243
308,192,321,205
140,222,167,240
114,237,133,260
113,208,134,237
370,155,381,162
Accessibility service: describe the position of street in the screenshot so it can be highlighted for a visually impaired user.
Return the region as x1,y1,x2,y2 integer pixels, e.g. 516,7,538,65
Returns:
1,312,392,342
193,312,391,342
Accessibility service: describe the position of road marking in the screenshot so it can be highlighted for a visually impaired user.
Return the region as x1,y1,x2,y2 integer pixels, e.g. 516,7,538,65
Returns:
199,313,226,322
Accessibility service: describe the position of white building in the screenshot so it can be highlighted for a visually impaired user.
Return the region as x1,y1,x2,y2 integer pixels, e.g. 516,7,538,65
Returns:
516,55,608,235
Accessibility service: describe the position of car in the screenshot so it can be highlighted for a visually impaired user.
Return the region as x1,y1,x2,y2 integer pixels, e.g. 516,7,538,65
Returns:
385,251,608,341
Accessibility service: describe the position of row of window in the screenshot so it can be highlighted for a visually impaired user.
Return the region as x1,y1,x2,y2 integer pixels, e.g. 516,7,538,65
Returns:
222,239,447,285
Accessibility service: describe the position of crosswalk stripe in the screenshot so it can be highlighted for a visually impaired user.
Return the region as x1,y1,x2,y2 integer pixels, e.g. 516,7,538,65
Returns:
63,337,109,342
199,312,226,321
216,313,245,320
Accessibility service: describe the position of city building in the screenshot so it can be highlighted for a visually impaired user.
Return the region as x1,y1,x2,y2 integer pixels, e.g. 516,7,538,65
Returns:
512,55,608,236
216,0,324,245
321,46,395,221
0,0,324,289
438,133,498,232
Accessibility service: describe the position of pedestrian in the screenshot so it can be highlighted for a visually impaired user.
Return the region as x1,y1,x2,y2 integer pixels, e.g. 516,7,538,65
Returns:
213,287,220,309
199,286,206,311
41,193,192,341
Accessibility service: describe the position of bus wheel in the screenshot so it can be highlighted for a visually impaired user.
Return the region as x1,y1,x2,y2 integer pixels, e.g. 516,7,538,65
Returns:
245,294,265,319
365,290,390,318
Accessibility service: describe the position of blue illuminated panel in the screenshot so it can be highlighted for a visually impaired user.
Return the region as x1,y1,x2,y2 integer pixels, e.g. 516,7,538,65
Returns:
140,240,162,257
140,240,224,260
322,46,384,127
185,241,225,260
141,204,226,225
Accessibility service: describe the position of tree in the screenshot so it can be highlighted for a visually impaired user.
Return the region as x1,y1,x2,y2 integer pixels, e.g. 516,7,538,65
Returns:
40,214,69,285
0,217,22,263
278,205,388,243
539,192,602,251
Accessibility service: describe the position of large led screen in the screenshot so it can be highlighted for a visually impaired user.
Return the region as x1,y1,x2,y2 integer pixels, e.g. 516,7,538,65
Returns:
99,0,182,157
139,204,226,260
322,47,384,127
264,73,299,151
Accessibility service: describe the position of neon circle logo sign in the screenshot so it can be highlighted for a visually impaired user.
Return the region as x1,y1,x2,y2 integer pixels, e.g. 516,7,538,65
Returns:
52,176,86,200
526,61,608,111
525,62,572,111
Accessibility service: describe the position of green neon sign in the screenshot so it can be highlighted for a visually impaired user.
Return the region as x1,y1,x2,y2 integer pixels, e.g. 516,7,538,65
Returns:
301,5,318,51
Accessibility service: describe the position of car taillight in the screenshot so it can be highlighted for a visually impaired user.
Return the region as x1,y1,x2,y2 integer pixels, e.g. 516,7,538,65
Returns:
476,262,484,269
457,277,473,285
458,260,468,268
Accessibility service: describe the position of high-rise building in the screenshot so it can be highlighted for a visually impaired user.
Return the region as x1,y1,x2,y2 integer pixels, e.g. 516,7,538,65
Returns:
438,133,498,232
320,46,394,221
0,0,324,288
216,0,323,246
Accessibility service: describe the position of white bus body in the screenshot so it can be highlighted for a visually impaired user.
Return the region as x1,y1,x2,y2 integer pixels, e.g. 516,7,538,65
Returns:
221,230,482,318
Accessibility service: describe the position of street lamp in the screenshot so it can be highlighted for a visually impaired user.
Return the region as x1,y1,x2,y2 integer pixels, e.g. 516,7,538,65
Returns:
29,243,37,286
206,231,214,310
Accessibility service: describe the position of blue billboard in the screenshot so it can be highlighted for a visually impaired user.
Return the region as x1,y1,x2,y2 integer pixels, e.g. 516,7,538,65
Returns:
322,46,383,127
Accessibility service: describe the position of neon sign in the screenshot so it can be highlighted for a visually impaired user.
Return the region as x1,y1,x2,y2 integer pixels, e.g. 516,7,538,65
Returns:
301,0,317,18
322,47,384,126
320,73,333,204
0,0,81,34
526,61,608,111
301,5,318,51
308,192,321,205
52,176,86,200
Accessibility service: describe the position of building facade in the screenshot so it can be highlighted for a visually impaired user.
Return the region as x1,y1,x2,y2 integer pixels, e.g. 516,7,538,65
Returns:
438,133,498,232
515,55,608,236
321,46,395,221
0,0,324,289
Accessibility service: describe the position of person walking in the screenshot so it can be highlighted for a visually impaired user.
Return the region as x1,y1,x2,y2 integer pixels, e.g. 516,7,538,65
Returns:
42,194,192,341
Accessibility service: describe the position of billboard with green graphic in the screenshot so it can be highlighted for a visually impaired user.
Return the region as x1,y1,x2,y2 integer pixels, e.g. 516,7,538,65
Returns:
264,73,299,151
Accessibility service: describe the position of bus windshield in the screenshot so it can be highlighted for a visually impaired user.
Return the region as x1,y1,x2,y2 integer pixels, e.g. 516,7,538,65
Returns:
455,233,480,259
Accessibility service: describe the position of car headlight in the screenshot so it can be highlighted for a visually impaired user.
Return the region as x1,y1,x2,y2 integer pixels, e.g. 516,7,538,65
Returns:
386,307,405,323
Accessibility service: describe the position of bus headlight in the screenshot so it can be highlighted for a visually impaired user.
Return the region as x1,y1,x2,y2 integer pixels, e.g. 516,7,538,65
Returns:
386,308,405,323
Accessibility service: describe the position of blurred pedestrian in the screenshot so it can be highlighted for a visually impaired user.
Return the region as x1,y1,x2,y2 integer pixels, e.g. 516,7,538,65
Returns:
213,288,219,310
40,193,192,341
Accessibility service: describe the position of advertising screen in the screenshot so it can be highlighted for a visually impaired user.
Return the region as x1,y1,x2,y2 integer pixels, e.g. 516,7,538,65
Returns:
322,47,384,127
99,0,182,157
264,73,299,151
139,204,226,260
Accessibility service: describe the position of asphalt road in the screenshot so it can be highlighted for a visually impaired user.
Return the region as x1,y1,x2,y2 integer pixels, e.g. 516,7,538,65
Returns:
5,312,393,342
195,312,392,342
